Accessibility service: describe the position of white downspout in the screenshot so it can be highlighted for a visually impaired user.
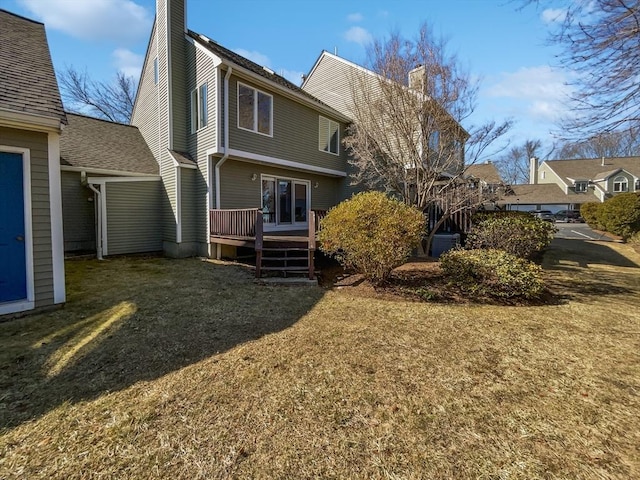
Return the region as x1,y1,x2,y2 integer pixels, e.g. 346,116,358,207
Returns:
215,65,232,209
88,183,103,260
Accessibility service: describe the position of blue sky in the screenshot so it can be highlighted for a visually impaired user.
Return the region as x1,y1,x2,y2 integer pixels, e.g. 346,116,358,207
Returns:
0,0,571,157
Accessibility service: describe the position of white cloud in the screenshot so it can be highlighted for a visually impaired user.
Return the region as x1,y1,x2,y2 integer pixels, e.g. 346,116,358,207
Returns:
541,8,567,24
344,26,373,47
233,48,271,67
347,12,363,22
280,69,305,86
485,65,572,122
18,0,151,44
112,48,143,78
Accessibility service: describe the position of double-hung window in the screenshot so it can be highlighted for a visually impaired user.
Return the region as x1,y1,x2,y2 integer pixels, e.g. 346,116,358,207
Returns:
574,181,587,193
318,116,339,155
238,82,272,136
190,83,208,133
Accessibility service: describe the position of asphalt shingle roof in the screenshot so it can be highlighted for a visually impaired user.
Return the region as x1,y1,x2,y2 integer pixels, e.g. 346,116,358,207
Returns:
545,157,640,184
60,113,159,175
497,183,598,205
0,9,66,123
464,162,503,184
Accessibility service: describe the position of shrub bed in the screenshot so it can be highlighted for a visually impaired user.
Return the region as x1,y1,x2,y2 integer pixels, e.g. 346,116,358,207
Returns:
440,249,544,299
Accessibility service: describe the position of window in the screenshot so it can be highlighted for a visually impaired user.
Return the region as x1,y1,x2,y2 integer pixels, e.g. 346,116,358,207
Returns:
613,176,628,192
238,83,272,136
190,83,208,133
429,131,440,152
153,57,158,85
635,178,640,191
574,181,588,193
261,175,309,226
318,116,339,155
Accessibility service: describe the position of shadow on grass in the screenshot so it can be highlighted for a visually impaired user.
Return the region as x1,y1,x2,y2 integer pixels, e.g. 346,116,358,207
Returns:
546,238,639,269
0,257,325,431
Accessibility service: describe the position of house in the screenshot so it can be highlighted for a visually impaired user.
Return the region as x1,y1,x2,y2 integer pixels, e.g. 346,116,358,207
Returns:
498,156,640,211
130,0,352,276
0,10,67,315
60,113,162,257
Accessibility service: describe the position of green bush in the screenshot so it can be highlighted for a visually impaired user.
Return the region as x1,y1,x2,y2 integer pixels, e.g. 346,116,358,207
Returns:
465,214,556,259
598,193,640,240
318,191,425,284
580,202,604,230
440,249,545,299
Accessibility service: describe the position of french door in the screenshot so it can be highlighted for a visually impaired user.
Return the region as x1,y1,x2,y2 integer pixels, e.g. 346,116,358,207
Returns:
261,175,309,228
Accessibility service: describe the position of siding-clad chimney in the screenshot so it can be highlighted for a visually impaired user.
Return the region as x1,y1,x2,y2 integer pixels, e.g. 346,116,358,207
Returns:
408,65,425,91
529,157,538,184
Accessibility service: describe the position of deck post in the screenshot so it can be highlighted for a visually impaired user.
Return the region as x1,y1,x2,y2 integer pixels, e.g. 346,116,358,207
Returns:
255,210,263,278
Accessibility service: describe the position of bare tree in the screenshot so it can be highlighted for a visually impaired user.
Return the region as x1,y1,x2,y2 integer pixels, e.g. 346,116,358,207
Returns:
520,0,640,138
556,128,640,158
59,66,136,123
343,24,511,253
496,139,542,184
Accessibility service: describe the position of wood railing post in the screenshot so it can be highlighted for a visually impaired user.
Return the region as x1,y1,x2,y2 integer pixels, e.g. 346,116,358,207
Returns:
255,209,263,278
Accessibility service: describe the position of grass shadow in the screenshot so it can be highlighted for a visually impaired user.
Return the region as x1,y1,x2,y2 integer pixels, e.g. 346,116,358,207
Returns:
0,257,325,431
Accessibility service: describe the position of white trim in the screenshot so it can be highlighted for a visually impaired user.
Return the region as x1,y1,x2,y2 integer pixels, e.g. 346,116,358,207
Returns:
86,176,161,184
186,35,224,68
224,148,346,177
101,182,109,255
48,133,65,304
0,146,35,313
318,115,340,156
60,165,159,177
176,165,182,243
237,81,273,137
0,108,62,133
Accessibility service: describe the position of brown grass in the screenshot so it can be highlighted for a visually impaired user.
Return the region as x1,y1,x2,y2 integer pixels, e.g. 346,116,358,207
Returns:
1,239,639,479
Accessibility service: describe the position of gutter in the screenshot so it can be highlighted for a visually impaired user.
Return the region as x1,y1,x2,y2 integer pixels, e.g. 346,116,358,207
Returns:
87,183,104,260
215,65,233,209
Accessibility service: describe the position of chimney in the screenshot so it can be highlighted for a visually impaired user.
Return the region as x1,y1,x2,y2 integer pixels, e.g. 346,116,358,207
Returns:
601,156,605,166
408,65,425,91
529,157,538,184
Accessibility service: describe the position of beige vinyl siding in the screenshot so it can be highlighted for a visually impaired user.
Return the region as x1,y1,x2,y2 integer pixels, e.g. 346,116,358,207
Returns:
61,171,95,252
228,75,348,173
0,127,54,307
608,171,634,193
168,0,187,152
131,21,160,162
105,181,162,255
219,159,338,211
303,54,356,116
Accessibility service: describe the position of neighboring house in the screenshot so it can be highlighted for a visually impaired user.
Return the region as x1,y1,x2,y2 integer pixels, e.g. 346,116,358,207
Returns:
498,156,640,211
130,0,352,267
0,10,66,315
464,161,505,207
60,113,162,257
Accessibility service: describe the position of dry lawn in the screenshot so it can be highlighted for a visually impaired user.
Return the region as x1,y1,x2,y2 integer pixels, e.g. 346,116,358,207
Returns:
1,239,639,479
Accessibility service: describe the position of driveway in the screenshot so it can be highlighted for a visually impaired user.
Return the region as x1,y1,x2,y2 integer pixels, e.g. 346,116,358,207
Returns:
554,222,611,241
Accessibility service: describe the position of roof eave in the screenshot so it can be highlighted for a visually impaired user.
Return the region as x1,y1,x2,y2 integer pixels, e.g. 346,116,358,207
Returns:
0,107,64,133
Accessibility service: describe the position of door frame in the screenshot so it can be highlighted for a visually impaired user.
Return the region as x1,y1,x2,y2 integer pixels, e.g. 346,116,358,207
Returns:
0,146,35,315
260,174,311,232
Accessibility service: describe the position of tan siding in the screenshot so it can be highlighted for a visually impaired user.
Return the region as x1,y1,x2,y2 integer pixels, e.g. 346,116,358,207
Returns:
303,54,357,116
105,181,162,255
219,160,338,211
180,168,198,243
61,171,95,252
169,0,188,152
227,75,348,173
0,126,54,307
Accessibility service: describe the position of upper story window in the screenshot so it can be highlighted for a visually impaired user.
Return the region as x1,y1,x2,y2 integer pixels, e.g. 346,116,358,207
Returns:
190,83,208,133
153,57,158,85
238,82,272,136
613,176,628,192
319,116,339,155
635,178,640,191
541,171,546,180
574,181,588,193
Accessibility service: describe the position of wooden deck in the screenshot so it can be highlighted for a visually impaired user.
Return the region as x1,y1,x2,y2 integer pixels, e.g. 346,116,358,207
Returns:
209,209,326,279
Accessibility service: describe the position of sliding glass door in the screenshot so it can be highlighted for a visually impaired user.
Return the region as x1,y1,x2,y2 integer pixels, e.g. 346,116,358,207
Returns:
261,175,309,229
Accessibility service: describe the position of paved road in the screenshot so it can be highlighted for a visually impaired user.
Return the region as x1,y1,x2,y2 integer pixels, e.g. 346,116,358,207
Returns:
553,222,611,241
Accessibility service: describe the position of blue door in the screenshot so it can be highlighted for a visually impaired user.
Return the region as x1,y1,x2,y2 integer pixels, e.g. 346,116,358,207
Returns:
0,152,27,303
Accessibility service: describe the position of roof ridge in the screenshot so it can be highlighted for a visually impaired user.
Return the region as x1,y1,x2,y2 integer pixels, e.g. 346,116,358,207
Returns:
0,8,45,25
65,111,137,128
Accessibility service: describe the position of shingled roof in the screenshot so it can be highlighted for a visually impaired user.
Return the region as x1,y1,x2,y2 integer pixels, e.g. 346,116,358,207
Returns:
186,30,347,119
0,9,66,123
61,114,159,175
496,183,598,205
464,162,503,184
544,157,640,184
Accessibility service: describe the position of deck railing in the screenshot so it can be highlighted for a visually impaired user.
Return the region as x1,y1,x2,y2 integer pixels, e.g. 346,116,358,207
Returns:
209,208,260,237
